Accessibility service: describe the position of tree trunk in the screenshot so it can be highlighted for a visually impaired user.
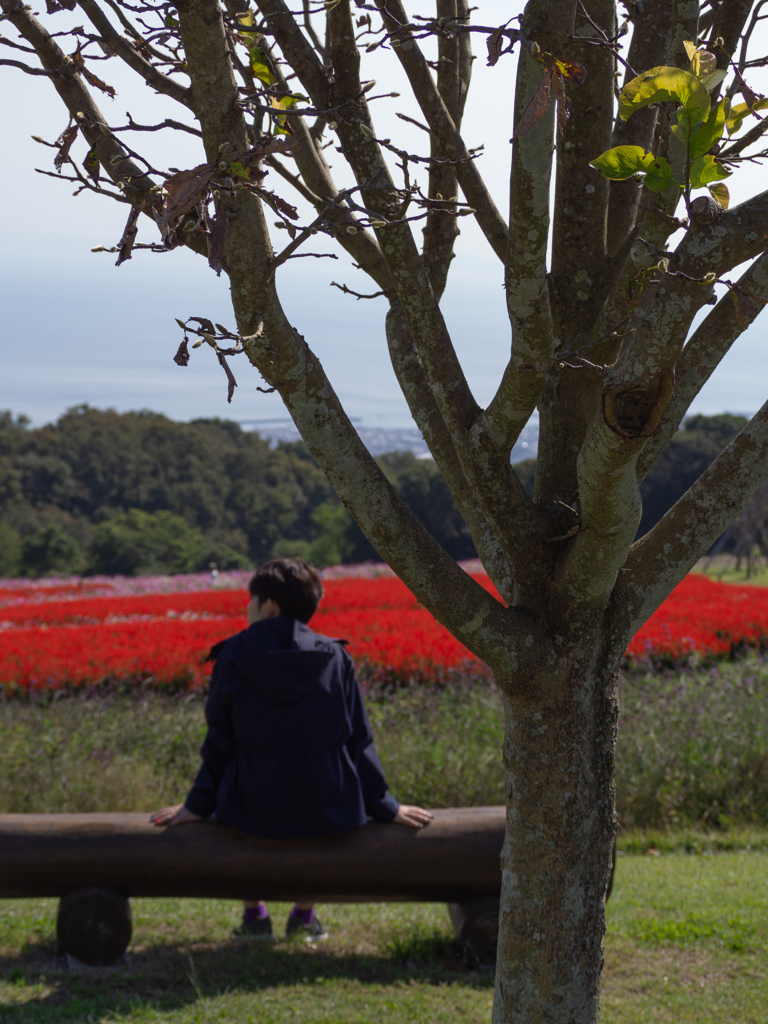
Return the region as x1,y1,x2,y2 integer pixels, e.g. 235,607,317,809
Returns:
494,651,619,1023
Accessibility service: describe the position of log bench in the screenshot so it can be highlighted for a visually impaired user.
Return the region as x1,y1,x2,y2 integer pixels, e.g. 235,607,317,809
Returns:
0,806,505,967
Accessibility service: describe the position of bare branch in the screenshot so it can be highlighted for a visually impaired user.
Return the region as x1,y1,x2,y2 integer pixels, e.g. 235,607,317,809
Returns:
617,401,768,645
331,281,385,300
478,31,556,459
375,0,509,264
75,0,192,108
551,0,614,344
637,251,768,481
253,0,331,106
0,56,59,75
421,0,469,300
114,114,203,138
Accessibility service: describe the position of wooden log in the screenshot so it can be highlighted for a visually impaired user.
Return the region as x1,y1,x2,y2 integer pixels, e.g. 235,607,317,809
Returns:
0,806,504,904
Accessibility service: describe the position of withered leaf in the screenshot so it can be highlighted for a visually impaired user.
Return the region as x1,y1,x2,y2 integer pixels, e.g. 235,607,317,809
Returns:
54,124,79,172
217,352,238,404
155,164,216,230
173,338,190,367
189,316,217,336
513,68,552,140
72,45,116,98
551,71,570,133
116,204,142,266
487,26,505,67
252,186,298,220
84,145,100,185
207,207,229,277
238,135,295,168
553,58,587,85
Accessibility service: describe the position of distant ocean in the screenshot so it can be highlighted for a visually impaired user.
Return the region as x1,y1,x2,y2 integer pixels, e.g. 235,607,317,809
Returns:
240,420,538,463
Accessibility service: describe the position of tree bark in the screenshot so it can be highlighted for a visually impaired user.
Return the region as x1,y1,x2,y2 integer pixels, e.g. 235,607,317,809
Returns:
494,647,618,1023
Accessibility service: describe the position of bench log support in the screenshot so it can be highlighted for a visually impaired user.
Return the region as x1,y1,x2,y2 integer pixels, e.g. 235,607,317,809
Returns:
0,807,505,966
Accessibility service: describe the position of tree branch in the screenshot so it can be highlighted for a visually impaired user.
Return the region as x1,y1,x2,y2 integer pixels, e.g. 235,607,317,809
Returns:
375,0,509,263
253,0,331,106
75,0,192,108
606,0,670,253
478,28,556,458
557,411,644,610
0,0,163,217
0,57,58,75
550,0,613,344
420,0,469,300
637,251,768,481
173,0,549,675
616,400,768,644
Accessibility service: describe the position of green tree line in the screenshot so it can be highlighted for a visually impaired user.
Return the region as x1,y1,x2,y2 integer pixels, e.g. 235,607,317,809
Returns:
0,406,746,578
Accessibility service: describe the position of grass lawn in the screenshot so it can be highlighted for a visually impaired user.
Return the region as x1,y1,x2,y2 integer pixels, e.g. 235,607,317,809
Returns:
1,851,766,1023
693,556,768,587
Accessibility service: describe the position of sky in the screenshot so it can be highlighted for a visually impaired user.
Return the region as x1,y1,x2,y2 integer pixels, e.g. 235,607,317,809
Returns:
1,3,767,432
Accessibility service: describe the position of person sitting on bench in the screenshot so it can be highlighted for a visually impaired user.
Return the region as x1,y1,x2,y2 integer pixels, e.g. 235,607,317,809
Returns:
151,556,431,942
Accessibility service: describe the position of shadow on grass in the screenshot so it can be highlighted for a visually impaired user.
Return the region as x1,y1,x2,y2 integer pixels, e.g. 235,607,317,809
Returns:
0,933,494,1022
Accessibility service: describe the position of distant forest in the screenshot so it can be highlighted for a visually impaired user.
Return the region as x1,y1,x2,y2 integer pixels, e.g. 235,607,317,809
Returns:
0,406,749,578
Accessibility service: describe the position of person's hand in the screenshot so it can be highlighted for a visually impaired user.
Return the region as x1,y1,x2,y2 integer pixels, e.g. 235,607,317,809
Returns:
150,804,204,827
394,805,433,829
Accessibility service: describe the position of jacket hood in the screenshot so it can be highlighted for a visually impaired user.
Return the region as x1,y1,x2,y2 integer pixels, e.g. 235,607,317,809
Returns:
230,617,340,704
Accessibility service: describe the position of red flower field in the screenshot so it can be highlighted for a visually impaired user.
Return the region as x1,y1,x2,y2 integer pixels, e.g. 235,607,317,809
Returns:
1,570,767,692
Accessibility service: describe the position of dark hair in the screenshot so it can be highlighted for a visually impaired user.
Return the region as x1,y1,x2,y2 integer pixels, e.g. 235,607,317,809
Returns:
248,558,323,623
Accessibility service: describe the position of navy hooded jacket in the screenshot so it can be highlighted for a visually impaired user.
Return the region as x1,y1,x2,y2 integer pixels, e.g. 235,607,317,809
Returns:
184,616,399,838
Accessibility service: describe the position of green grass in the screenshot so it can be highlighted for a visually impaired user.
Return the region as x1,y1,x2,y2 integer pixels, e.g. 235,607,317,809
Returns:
3,659,768,831
693,557,768,587
1,853,767,1022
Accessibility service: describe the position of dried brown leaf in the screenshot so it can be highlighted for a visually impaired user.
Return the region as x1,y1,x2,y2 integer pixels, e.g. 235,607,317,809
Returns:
217,352,238,403
487,26,505,67
554,58,587,85
188,316,217,336
252,186,298,220
153,163,216,246
72,45,116,98
513,68,552,140
207,207,229,277
173,338,190,366
116,204,142,266
54,124,78,171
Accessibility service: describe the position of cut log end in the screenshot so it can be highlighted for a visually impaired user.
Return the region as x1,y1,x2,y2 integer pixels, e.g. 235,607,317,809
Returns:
56,887,132,967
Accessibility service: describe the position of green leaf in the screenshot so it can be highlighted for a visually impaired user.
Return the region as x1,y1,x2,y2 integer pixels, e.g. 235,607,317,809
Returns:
84,146,100,185
248,45,276,86
725,96,768,135
620,66,711,125
589,145,676,192
689,155,730,188
709,182,730,209
672,97,729,160
700,69,726,93
693,97,728,158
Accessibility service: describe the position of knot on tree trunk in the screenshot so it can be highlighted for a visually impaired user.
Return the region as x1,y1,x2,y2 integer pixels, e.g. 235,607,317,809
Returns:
689,194,723,224
602,369,673,439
